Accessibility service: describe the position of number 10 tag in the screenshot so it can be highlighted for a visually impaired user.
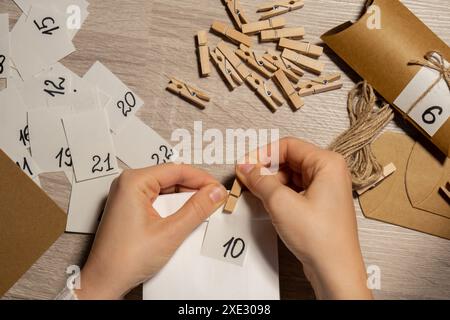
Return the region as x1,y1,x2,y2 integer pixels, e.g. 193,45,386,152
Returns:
201,199,250,266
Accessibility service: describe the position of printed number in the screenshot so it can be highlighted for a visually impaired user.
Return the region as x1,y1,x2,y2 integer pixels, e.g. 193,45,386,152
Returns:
422,106,443,125
19,125,29,146
55,147,72,168
0,55,5,74
91,153,114,173
33,17,60,35
223,237,245,259
44,77,66,97
117,91,136,117
16,157,33,176
151,145,173,165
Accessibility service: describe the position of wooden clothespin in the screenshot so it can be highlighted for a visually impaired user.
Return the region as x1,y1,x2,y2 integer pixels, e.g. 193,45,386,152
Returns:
356,163,397,195
261,27,305,42
278,38,323,58
235,44,277,79
241,17,285,35
440,181,450,202
224,179,243,213
197,31,211,77
223,0,249,30
257,0,304,20
272,69,304,111
166,78,210,109
210,47,243,90
262,49,304,83
296,73,343,97
246,72,284,112
216,41,251,80
211,21,253,48
281,48,324,75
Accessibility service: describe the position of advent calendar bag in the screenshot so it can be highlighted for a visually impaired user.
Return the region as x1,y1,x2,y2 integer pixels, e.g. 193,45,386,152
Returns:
321,0,450,156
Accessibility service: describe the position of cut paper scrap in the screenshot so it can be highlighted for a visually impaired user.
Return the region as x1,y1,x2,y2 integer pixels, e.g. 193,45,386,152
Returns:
112,116,173,169
4,147,40,180
83,61,144,133
0,13,10,79
143,192,279,300
406,142,450,219
67,172,119,234
359,132,450,240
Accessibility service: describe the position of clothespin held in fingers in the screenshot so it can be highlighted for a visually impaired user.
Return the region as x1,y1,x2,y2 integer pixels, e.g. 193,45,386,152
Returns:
263,49,304,83
440,181,450,202
356,163,397,196
272,69,304,111
257,0,304,20
282,48,324,75
261,27,305,42
210,47,243,90
224,179,243,213
296,73,343,97
223,0,249,30
211,21,253,48
235,44,276,79
241,17,286,35
246,72,284,112
278,38,323,58
166,78,210,109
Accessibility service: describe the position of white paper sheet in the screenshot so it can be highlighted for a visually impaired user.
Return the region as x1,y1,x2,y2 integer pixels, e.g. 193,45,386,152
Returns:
28,106,73,173
62,108,119,182
0,14,10,79
112,116,173,169
67,172,119,234
83,61,144,132
143,192,279,300
3,147,40,179
0,86,30,153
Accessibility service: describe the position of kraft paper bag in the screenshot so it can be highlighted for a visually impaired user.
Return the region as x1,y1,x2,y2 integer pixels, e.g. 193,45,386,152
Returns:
359,132,450,240
321,0,450,156
0,149,67,297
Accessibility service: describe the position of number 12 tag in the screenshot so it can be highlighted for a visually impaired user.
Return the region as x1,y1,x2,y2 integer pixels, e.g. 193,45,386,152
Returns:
201,198,250,266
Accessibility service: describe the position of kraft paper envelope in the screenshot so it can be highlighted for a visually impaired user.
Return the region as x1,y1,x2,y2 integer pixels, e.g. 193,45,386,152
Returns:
321,0,450,156
406,142,450,219
359,133,450,240
0,149,67,297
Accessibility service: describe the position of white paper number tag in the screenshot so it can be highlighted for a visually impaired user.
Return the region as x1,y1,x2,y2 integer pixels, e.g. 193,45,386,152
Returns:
394,59,450,137
112,116,173,169
83,61,144,133
0,14,10,79
62,109,119,182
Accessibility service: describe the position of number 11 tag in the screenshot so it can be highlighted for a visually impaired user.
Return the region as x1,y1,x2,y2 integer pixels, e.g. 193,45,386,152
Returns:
201,197,250,266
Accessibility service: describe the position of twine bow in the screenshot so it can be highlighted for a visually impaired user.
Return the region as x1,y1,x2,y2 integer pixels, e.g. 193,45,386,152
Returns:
406,51,450,114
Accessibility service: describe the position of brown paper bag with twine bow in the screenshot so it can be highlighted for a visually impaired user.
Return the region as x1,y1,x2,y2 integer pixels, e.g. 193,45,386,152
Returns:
321,0,450,157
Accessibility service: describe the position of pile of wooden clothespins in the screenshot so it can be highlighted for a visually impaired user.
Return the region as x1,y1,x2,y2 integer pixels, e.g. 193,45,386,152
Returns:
167,0,344,213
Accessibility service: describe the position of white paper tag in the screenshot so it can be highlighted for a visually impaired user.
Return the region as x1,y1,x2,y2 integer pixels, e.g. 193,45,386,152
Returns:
83,61,144,132
0,86,30,152
394,59,450,137
112,116,173,169
143,192,279,300
28,106,73,173
5,147,40,179
0,14,10,79
62,109,119,182
67,172,119,234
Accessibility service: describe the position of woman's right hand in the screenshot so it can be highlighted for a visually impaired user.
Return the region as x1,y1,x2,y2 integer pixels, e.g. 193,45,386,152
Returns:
235,137,372,300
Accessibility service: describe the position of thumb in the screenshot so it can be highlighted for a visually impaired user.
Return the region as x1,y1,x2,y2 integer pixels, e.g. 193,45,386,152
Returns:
236,163,299,215
166,183,227,240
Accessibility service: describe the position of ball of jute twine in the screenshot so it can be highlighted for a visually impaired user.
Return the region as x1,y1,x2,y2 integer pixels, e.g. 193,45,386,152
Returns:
329,81,394,190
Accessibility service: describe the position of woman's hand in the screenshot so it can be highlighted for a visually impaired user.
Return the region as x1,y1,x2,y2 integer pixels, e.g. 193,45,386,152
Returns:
236,137,372,300
75,163,227,299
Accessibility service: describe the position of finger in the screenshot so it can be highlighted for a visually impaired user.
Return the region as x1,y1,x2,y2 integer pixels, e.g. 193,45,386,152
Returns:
160,186,198,194
236,163,302,214
130,163,218,197
164,183,227,241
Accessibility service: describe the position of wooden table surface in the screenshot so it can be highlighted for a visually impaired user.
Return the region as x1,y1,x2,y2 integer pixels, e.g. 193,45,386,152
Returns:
1,0,449,300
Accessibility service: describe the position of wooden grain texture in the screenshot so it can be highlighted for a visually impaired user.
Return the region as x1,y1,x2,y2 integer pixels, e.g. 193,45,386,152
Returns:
0,0,449,300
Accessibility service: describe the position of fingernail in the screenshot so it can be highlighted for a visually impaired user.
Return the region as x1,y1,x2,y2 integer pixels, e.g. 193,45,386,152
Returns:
238,163,255,174
209,185,227,203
